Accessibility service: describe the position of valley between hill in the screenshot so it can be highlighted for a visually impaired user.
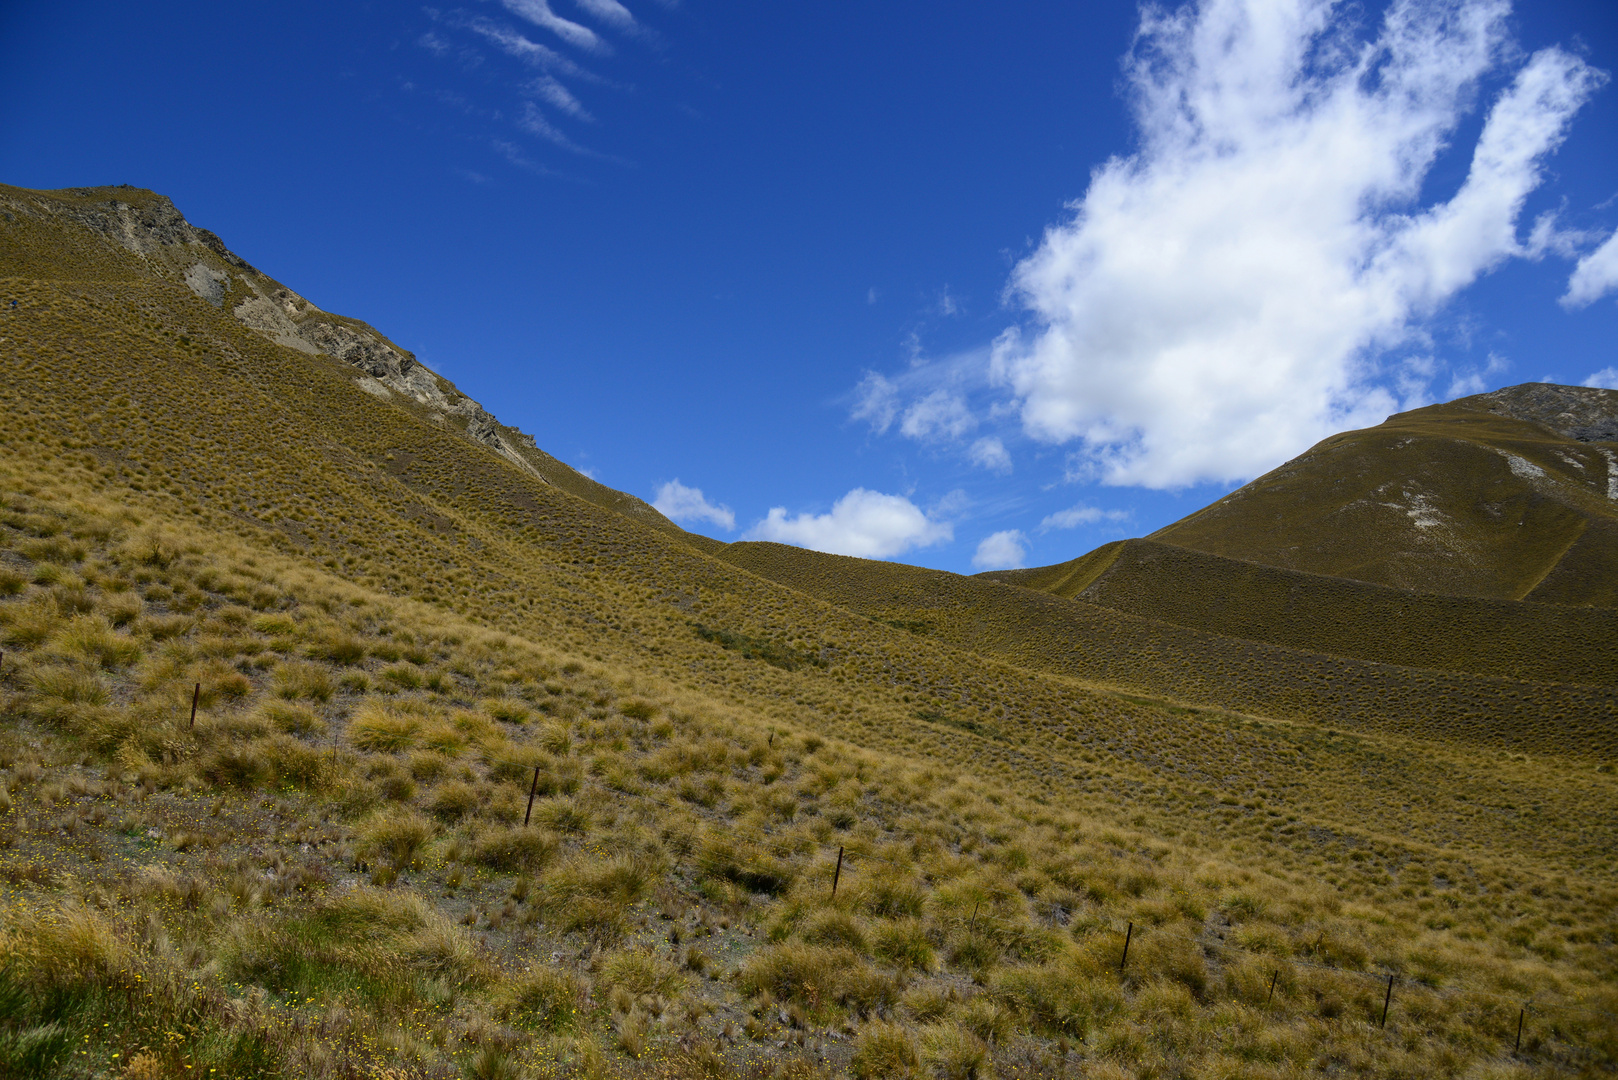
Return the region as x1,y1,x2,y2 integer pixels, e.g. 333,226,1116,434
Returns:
0,184,1613,1079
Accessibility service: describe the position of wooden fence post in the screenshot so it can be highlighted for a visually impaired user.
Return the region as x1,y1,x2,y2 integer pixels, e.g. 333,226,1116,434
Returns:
1266,970,1278,1006
189,683,200,728
1514,1007,1524,1052
1119,922,1133,972
524,766,541,827
1380,975,1395,1028
831,846,844,897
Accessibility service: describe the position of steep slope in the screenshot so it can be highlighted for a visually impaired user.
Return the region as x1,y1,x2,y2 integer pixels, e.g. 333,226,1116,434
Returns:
0,183,697,545
2,183,1616,1078
1140,387,1618,604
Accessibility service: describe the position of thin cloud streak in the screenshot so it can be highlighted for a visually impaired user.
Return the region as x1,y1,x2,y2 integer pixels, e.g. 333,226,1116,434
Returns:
501,0,607,52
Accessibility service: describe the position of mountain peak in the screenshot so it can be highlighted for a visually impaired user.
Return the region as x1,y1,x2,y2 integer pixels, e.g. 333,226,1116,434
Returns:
1461,381,1618,443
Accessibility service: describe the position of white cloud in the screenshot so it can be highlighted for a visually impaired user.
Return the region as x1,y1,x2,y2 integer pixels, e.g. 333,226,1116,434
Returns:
529,75,592,120
501,0,605,51
972,530,1028,570
969,437,1013,474
899,389,976,441
851,372,899,434
461,15,593,77
572,0,638,29
744,489,952,559
990,0,1603,489
1563,229,1618,308
653,479,735,531
1583,367,1618,391
519,101,591,153
1039,503,1131,531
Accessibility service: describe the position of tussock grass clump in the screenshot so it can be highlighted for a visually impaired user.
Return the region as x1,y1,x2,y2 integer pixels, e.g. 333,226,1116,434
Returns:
501,965,587,1032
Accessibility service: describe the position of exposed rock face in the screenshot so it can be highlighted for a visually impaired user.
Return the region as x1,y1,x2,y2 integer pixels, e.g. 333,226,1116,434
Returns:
1472,383,1618,443
2,182,690,540
30,186,546,480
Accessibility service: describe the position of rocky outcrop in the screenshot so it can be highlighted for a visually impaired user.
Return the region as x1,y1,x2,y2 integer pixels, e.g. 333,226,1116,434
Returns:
16,186,548,481
1474,383,1618,443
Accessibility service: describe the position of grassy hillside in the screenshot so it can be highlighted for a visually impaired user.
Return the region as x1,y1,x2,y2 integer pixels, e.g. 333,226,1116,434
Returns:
722,542,1618,760
1140,396,1618,604
982,539,1618,686
1,184,1615,1079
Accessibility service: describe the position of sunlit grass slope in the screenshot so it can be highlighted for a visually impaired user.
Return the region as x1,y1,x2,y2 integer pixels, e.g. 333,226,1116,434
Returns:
983,539,1618,686
1140,391,1618,604
1,184,1615,1079
720,542,1618,760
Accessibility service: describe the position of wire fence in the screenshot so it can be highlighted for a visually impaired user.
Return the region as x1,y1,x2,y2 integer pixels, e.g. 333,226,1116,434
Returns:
459,742,1617,1054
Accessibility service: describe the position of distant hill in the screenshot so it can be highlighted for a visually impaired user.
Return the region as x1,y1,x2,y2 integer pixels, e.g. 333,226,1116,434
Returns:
1058,386,1618,605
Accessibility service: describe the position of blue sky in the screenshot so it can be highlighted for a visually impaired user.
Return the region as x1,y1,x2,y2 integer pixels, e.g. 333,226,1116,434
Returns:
4,0,1617,573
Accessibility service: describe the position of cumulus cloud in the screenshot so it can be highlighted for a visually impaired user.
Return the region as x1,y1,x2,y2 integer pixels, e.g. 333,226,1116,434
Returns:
988,0,1603,489
652,479,735,531
969,437,1013,474
1563,229,1618,308
1039,504,1131,531
972,530,1028,570
744,489,952,559
501,0,605,51
1583,367,1618,391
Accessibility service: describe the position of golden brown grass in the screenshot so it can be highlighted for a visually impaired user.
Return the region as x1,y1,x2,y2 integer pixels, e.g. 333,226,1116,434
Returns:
0,182,1613,1078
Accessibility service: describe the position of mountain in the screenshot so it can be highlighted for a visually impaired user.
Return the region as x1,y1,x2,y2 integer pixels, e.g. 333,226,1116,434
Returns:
1,184,1614,1079
991,384,1618,605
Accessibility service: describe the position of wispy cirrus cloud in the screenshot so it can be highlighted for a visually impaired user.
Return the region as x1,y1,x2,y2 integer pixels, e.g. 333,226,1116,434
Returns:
529,75,593,120
572,0,638,31
1039,503,1130,531
501,0,606,52
518,102,593,153
456,16,596,79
